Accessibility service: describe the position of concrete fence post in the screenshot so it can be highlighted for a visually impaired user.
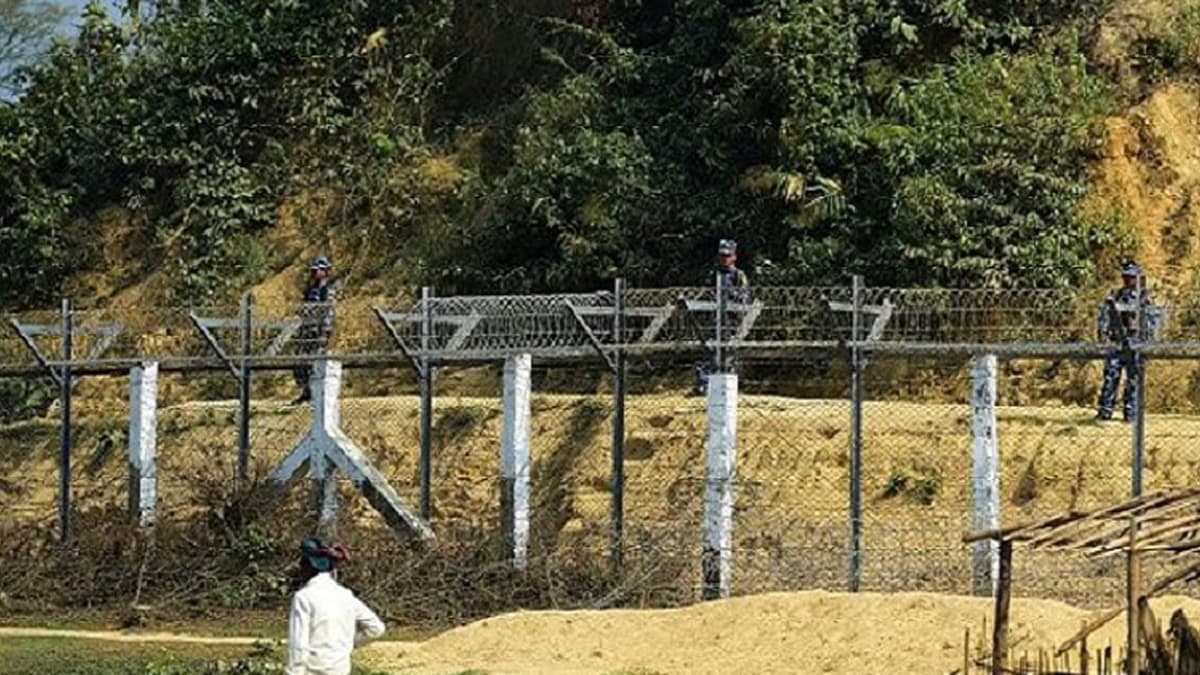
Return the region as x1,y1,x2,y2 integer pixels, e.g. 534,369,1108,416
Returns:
268,359,432,539
970,354,1000,596
501,354,532,570
128,362,158,530
312,360,340,538
703,373,738,600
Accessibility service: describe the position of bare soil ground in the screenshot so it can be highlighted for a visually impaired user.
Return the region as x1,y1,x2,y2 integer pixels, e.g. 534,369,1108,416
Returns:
8,591,1200,674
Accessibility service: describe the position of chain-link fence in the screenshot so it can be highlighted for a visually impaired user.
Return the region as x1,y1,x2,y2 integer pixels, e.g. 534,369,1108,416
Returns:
1,282,1196,626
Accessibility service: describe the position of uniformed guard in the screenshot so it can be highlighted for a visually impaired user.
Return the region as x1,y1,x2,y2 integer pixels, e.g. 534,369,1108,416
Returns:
293,256,337,404
1096,261,1152,422
716,238,750,303
694,239,751,395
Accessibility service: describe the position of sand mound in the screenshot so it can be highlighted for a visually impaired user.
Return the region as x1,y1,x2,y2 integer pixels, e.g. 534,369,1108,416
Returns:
365,591,1200,674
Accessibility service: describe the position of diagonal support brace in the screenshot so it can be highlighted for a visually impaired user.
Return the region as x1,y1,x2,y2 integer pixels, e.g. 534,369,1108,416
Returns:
268,360,433,540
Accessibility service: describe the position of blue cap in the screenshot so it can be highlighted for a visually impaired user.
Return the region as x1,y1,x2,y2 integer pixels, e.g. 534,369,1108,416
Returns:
300,537,343,572
1121,261,1141,277
717,239,737,255
310,256,332,271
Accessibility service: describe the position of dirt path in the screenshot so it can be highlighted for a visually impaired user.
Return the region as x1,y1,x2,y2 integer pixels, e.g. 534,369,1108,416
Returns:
0,625,421,658
0,626,266,645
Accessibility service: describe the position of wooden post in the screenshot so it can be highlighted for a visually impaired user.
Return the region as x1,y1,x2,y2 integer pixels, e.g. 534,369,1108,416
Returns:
971,354,1000,596
964,627,971,675
501,353,532,570
992,538,1013,675
1127,516,1141,675
703,372,738,600
1081,634,1089,675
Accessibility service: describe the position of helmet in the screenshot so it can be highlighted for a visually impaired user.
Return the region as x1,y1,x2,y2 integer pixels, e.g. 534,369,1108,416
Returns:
717,239,737,256
310,256,332,271
1121,261,1141,278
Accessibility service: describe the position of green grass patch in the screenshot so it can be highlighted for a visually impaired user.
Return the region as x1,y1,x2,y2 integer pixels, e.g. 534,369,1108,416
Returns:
0,637,255,674
0,637,389,675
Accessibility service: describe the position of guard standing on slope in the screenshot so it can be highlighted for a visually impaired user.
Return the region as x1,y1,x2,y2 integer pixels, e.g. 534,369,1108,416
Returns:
293,256,337,404
287,537,385,675
1096,261,1154,422
694,239,751,395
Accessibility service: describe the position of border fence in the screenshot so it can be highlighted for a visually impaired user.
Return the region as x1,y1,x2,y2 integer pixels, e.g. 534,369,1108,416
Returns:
4,276,1200,621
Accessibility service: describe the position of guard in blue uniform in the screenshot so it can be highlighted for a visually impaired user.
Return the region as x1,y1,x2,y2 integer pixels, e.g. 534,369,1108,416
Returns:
694,239,750,395
716,239,750,302
293,256,337,404
1096,261,1152,422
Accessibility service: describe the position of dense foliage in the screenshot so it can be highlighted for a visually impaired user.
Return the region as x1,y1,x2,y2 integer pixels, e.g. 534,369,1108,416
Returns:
0,0,1131,307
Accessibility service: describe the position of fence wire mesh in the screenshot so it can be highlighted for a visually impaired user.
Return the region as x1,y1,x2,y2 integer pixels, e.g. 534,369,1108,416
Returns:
5,283,1200,629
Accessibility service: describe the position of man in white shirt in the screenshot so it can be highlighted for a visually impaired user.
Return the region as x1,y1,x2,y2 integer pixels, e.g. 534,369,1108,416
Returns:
287,537,386,675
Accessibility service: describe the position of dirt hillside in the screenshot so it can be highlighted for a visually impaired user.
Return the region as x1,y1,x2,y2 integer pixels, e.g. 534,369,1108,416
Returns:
361,591,1200,674
1089,0,1200,292
1091,83,1200,291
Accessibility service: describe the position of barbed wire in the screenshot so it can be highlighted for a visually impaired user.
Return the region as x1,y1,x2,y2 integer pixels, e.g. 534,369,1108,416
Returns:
3,285,1187,369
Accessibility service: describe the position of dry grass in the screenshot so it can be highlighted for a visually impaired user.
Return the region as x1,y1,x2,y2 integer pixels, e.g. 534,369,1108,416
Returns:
3,387,1197,618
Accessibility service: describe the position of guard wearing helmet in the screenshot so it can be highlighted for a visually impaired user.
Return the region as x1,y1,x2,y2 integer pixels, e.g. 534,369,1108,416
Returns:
694,239,751,395
1096,261,1152,421
716,239,750,302
293,257,337,404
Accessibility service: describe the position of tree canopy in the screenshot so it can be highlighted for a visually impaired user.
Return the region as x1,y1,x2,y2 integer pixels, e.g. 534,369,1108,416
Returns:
0,0,1131,309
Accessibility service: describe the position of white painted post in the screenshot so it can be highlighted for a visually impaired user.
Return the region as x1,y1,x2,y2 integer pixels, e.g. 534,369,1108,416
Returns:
971,354,1000,596
311,360,339,537
703,373,738,600
128,362,158,529
270,359,433,540
501,354,532,570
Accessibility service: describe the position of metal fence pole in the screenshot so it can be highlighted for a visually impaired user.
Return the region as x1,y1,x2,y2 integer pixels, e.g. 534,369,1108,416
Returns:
59,297,73,541
237,292,253,485
611,277,626,575
1133,361,1146,499
419,286,434,520
1133,276,1147,498
715,270,725,373
848,275,864,592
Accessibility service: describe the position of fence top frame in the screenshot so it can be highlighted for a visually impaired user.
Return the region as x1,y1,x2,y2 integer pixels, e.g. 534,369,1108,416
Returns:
1,339,1198,380
4,283,1200,378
